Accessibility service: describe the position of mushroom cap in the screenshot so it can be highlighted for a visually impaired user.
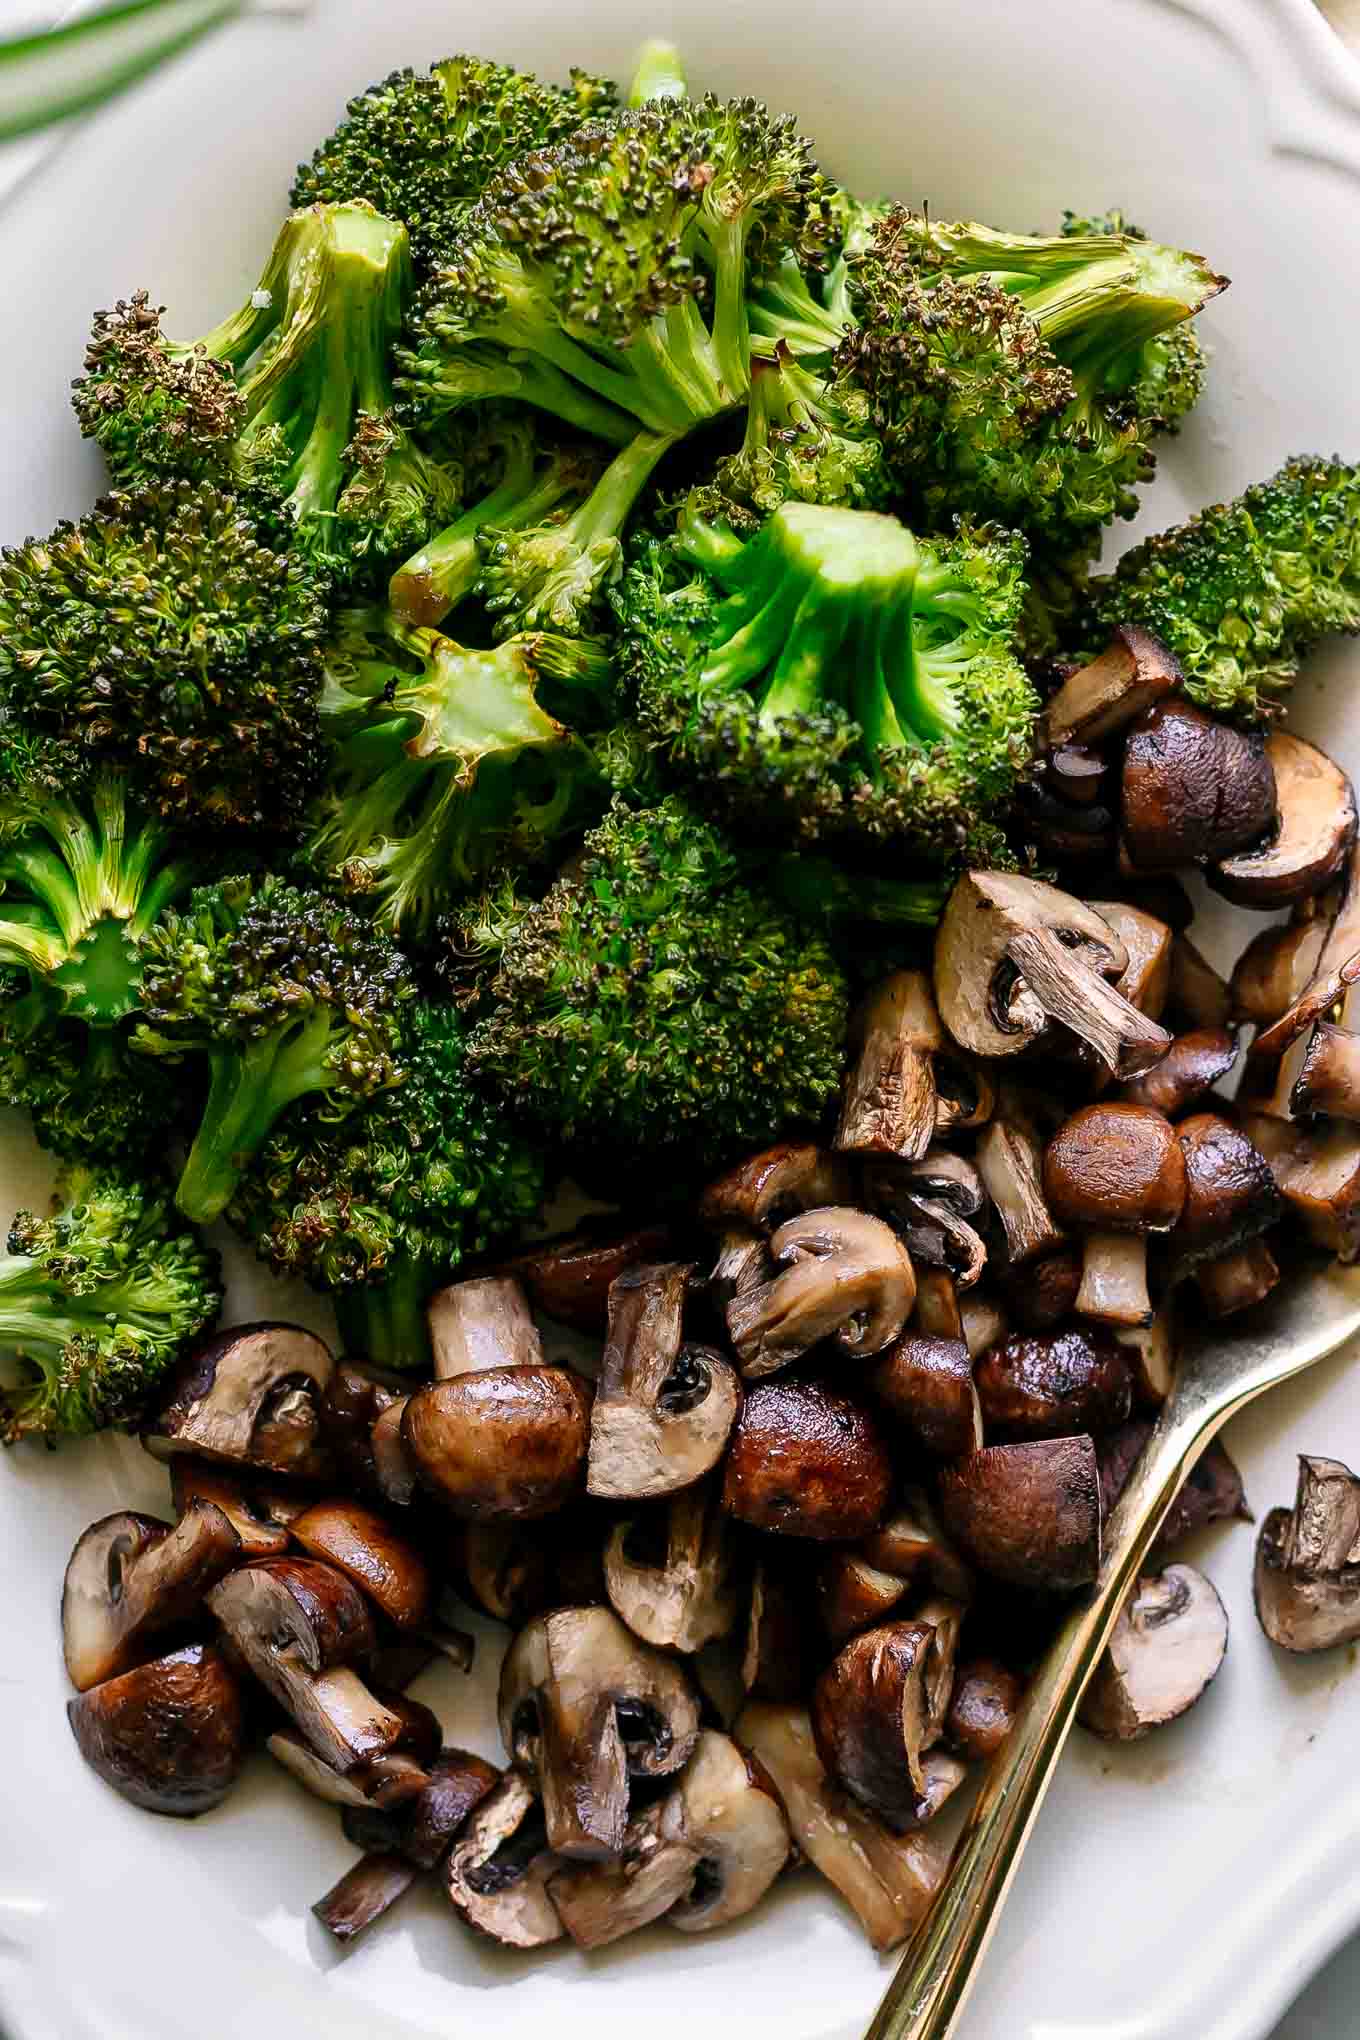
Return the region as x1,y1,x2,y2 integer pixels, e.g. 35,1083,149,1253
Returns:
1044,1104,1187,1234
168,1456,293,1559
1254,1454,1360,1652
290,1498,434,1631
142,1321,334,1477
726,1206,916,1376
660,1728,791,1931
444,1769,565,1949
1121,699,1277,872
698,1144,853,1233
1174,1112,1284,1265
868,1333,982,1458
934,872,1128,1061
1210,731,1357,908
721,1379,893,1542
402,1365,591,1519
944,1657,1023,1762
936,1437,1102,1591
1119,1027,1240,1119
62,1503,241,1693
589,1261,741,1500
495,1220,677,1335
811,1621,944,1829
1079,1564,1228,1739
426,1274,543,1379
68,1644,246,1817
974,1328,1133,1442
208,1555,376,1675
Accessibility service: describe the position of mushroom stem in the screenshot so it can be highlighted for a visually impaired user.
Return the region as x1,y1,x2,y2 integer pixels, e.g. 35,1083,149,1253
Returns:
1005,921,1171,1078
975,1110,1064,1268
312,1853,418,1943
427,1275,543,1379
1075,1233,1152,1327
835,971,942,1162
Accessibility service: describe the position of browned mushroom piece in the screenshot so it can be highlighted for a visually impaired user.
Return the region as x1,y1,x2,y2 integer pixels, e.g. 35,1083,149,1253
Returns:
587,1262,739,1499
402,1366,592,1519
289,1498,433,1632
1096,1419,1250,1551
1043,1103,1187,1327
1173,1111,1284,1316
1088,900,1173,1024
936,1437,1101,1591
735,1703,951,1954
1291,1021,1360,1120
320,1360,410,1497
444,1769,565,1948
312,1854,419,1945
996,1247,1082,1331
868,1332,982,1458
699,1143,853,1235
1119,1027,1240,1118
548,1801,703,1948
742,1559,816,1704
167,1457,294,1560
369,1395,416,1507
1240,1111,1360,1261
912,1267,965,1339
863,1151,988,1290
605,1485,741,1654
944,1658,1024,1761
267,1689,441,1811
1047,741,1110,806
811,1621,940,1829
1210,732,1357,908
62,1504,242,1692
659,1728,791,1931
1041,627,1183,748
493,1219,677,1335
1231,915,1332,1030
835,971,944,1161
934,872,1171,1078
142,1322,335,1479
974,1095,1065,1268
862,1492,975,1603
1254,1455,1360,1652
453,1521,551,1626
425,1274,543,1379
340,1747,501,1867
1121,699,1277,872
1114,1299,1177,1409
974,1327,1133,1441
498,1606,700,1859
959,1289,1009,1361
1167,933,1234,1032
1017,756,1116,863
1079,1565,1228,1739
67,1643,247,1817
914,1593,965,1748
721,1379,892,1541
726,1208,916,1376
817,1551,913,1645
933,1050,997,1138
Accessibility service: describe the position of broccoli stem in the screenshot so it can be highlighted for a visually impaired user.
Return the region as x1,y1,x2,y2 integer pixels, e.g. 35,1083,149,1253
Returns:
566,429,676,551
332,1256,436,1372
175,1011,340,1224
390,441,587,627
705,217,754,401
748,252,848,356
627,39,687,106
766,854,951,927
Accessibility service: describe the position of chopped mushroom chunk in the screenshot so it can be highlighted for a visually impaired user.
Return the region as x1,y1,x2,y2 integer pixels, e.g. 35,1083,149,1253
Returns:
312,1853,418,1944
1119,1028,1240,1118
1041,626,1182,748
864,1151,988,1290
835,971,943,1161
1173,1112,1284,1315
1121,700,1277,872
549,1802,702,1948
975,1328,1133,1441
1255,1455,1360,1652
936,1438,1102,1591
403,1366,592,1519
1210,732,1357,908
62,1505,241,1693
589,1263,739,1499
67,1643,246,1818
660,1729,791,1931
868,1332,982,1457
811,1621,938,1825
726,1208,916,1377
605,1485,741,1654
975,1098,1065,1268
493,1220,676,1335
142,1322,334,1478
1079,1564,1228,1739
722,1380,892,1542
445,1770,565,1949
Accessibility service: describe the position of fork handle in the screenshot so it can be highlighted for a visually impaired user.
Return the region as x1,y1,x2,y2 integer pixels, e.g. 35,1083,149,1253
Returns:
864,1390,1234,2040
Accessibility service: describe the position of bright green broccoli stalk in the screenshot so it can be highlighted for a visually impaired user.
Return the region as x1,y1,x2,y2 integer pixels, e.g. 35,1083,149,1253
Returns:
748,190,891,358
0,482,328,836
1084,455,1360,720
290,56,617,269
616,501,1038,860
688,341,890,526
307,608,629,933
228,999,546,1372
454,796,849,1166
0,1165,221,1445
73,203,461,580
136,877,414,1226
1058,208,1206,434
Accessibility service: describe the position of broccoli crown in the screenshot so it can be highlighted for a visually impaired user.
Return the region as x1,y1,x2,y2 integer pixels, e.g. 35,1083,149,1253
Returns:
228,999,546,1366
308,608,626,933
689,340,891,525
0,977,189,1164
137,876,414,1224
617,500,1038,860
747,190,891,358
456,795,849,1164
0,1164,221,1444
0,482,328,836
1057,208,1206,433
290,56,617,268
1085,455,1360,719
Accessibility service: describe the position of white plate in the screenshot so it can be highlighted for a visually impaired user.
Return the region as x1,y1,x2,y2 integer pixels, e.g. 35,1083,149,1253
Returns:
2,1,1360,2035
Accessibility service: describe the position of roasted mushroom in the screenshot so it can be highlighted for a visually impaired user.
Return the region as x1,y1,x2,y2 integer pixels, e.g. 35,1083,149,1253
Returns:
339,1746,502,1867
548,1800,702,1949
289,1499,433,1632
319,1361,409,1497
1121,699,1276,872
444,1769,565,1948
1210,732,1357,908
996,1247,1082,1331
1232,914,1332,1030
975,1095,1065,1268
817,1551,913,1645
588,1262,740,1499
168,1457,294,1559
142,1322,334,1479
868,1332,982,1458
493,1219,676,1335
742,1556,818,1703
452,1521,551,1626
62,1504,241,1692
1291,1021,1360,1121
862,1492,975,1602
267,1690,440,1811
721,1379,892,1541
726,1208,916,1376
312,1854,418,1944
605,1485,741,1653
1240,1111,1360,1261
1079,1564,1228,1739
402,1366,592,1518
1044,1104,1187,1327
1041,626,1183,749
936,1437,1101,1591
864,1150,988,1290
812,1611,961,1832
959,1289,1009,1361
1255,1454,1360,1652
944,1658,1023,1761
1167,932,1234,1031
659,1728,791,1930
1097,1419,1251,1552
67,1643,246,1817
974,1327,1133,1440
1114,1300,1177,1409
370,1396,417,1507
1173,1112,1284,1315
835,971,943,1161
1119,1027,1240,1119
426,1274,543,1379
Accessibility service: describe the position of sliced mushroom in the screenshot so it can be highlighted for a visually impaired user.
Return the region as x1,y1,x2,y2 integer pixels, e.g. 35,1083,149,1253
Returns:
698,1144,853,1234
1254,1454,1360,1652
936,1437,1101,1591
726,1208,916,1377
1121,699,1276,872
1088,900,1172,1024
403,1366,592,1519
862,1492,975,1602
959,1289,1009,1361
863,1151,988,1290
1210,733,1357,908
1044,1103,1186,1328
868,1332,982,1458
1291,1021,1360,1120
743,1557,817,1703
1240,1110,1360,1261
835,971,943,1161
811,1622,939,1828
588,1263,739,1499
975,1098,1065,1268
1168,933,1234,1032
735,1703,951,1953
721,1379,892,1541
997,1247,1081,1331
67,1643,246,1817
370,1396,416,1507
1079,1564,1228,1738
659,1727,791,1930
168,1457,293,1560
605,1485,741,1653
1236,922,1333,1036
445,1769,565,1948
312,1854,418,1944
499,1606,700,1859
493,1219,676,1335
267,1692,440,1810
1119,1027,1240,1118
1172,1111,1284,1314
944,1658,1023,1761
817,1552,912,1645
62,1504,242,1693
142,1322,334,1478
288,1499,433,1632
320,1360,409,1498
426,1274,543,1379
340,1747,502,1867
1096,1420,1250,1551
934,872,1171,1078
1041,626,1182,748
548,1801,701,1949
975,1327,1133,1441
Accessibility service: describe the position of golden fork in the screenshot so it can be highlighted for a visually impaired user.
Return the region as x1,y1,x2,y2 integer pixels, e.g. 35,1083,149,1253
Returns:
864,1254,1360,2040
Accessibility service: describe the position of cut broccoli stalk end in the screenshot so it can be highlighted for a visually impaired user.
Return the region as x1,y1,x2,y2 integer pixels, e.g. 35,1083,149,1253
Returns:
332,1256,438,1372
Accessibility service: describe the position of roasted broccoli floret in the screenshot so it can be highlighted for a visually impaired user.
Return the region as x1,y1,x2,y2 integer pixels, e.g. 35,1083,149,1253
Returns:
748,190,890,358
136,878,414,1225
0,483,328,836
74,203,460,580
1058,208,1206,434
1084,455,1360,720
0,1165,221,1445
308,607,630,933
687,340,889,525
291,55,617,268
616,501,1038,859
228,999,546,1371
454,796,848,1166
0,978,188,1164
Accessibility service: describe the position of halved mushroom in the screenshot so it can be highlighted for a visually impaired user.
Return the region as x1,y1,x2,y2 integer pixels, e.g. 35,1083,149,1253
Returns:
312,1854,418,1944
499,1606,700,1859
454,1522,551,1626
493,1220,676,1335
1231,905,1335,1030
868,1332,982,1458
1172,1112,1284,1314
588,1263,739,1500
1088,899,1172,1025
1119,1027,1240,1119
1168,933,1234,1032
445,1769,565,1948
817,1551,912,1645
1210,733,1357,908
1121,699,1277,872
863,1151,988,1290
427,1274,543,1379
975,1097,1065,1268
1041,626,1183,748
340,1747,501,1867
698,1143,853,1235
403,1366,592,1518
1097,1418,1250,1553
267,1691,440,1810
290,1499,433,1632
660,1728,791,1930
811,1622,937,1827
721,1379,892,1541
1240,1111,1360,1261
168,1457,293,1560
1291,1021,1360,1120
1043,1103,1186,1327
735,1703,952,1953
142,1322,334,1479
548,1802,702,1949
68,1643,246,1817
62,1504,242,1692
605,1485,741,1654
1254,1454,1360,1652
320,1361,409,1497
944,1658,1023,1761
974,1328,1133,1441
936,1437,1101,1591
743,1556,817,1703
727,1208,916,1376
997,1248,1081,1331
959,1289,1009,1361
934,872,1171,1078
1079,1564,1228,1738
835,971,943,1161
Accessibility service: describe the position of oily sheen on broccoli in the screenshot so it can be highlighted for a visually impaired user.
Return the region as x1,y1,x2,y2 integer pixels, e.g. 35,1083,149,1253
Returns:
455,797,848,1166
0,1166,221,1445
228,1000,546,1371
